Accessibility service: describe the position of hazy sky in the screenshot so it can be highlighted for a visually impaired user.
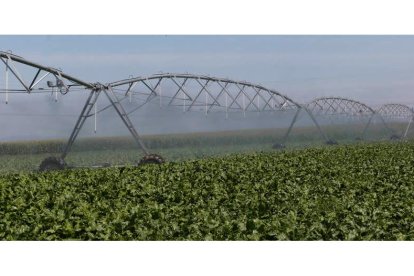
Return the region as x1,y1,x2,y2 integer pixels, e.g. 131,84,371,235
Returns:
2,35,414,141
2,35,414,107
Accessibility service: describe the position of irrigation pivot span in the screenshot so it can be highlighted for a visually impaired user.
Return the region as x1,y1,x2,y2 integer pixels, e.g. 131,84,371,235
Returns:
305,97,381,143
376,103,414,139
1,51,413,170
0,51,149,170
108,73,328,148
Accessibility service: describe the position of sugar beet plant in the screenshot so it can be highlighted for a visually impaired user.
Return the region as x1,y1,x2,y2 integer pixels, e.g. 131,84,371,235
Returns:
1,141,414,240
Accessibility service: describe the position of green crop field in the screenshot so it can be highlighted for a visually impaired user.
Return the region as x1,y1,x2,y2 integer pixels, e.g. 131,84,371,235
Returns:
1,140,414,240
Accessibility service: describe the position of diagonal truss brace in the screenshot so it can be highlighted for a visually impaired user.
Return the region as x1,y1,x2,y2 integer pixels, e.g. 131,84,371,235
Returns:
0,56,30,92
216,82,243,110
381,116,413,140
275,106,330,147
403,116,413,139
104,86,149,155
304,107,330,142
279,107,302,146
360,114,374,140
61,89,101,159
168,78,192,106
186,79,211,111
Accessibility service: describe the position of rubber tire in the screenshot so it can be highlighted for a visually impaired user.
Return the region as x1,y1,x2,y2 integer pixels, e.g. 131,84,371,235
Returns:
272,143,286,149
138,154,165,165
39,156,66,172
390,134,401,140
326,139,338,145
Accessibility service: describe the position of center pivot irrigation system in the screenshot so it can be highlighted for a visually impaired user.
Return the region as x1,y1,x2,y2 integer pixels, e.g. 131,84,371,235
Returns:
1,51,413,171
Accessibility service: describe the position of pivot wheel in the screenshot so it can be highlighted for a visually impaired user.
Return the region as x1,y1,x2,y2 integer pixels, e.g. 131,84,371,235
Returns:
272,143,286,149
138,154,165,165
39,156,67,172
390,134,401,140
325,139,338,145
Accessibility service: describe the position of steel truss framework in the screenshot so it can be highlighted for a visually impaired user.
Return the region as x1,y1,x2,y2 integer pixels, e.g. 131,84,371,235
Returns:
0,51,150,167
306,97,390,142
108,73,329,147
1,51,413,169
0,51,94,92
376,104,414,139
0,52,329,168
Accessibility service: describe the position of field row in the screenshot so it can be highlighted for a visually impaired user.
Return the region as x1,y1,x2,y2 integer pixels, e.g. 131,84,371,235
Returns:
1,141,414,240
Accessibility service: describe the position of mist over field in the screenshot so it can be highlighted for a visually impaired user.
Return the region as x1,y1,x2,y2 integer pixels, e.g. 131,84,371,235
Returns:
0,91,310,141
1,36,414,142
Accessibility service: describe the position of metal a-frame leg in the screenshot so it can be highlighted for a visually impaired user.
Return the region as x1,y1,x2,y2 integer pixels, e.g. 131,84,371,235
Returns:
61,89,101,160
378,115,399,140
273,107,302,149
360,114,374,140
303,107,330,143
104,86,149,155
403,116,413,139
